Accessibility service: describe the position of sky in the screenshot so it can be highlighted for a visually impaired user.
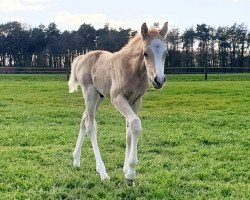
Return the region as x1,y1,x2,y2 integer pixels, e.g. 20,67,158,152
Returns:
0,0,249,32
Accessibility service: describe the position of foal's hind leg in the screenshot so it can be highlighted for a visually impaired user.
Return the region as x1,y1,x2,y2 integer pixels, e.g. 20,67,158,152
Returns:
73,111,87,168
84,85,109,181
72,88,102,168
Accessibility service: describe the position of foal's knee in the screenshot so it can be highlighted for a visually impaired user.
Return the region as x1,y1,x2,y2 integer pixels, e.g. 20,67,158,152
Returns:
130,117,142,134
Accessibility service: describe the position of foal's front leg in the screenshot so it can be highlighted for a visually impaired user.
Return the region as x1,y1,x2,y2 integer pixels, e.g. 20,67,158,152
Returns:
123,120,131,174
112,95,142,184
123,99,141,175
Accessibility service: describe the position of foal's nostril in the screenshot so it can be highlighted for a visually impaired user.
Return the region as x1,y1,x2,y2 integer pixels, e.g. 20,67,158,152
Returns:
154,77,160,87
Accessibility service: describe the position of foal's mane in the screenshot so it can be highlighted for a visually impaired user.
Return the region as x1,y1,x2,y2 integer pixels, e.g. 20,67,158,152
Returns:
121,26,160,51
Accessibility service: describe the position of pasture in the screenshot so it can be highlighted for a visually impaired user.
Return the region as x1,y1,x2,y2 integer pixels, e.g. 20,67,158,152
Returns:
0,74,249,199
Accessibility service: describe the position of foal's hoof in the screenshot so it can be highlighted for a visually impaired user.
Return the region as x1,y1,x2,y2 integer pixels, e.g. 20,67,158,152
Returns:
96,167,110,181
100,172,110,181
126,179,135,187
73,159,80,168
101,174,110,181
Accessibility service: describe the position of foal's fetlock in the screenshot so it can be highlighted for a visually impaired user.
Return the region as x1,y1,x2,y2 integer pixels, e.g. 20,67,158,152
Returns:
72,152,80,168
125,167,136,181
123,163,128,174
73,159,80,168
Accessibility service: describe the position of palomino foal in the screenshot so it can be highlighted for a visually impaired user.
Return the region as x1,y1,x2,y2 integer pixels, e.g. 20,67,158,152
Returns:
68,22,168,184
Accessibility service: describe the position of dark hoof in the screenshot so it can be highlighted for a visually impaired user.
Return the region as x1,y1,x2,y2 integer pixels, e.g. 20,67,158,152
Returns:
126,179,135,187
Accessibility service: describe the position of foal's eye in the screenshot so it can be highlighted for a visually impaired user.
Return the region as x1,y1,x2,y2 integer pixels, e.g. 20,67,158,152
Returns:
164,51,168,58
143,53,148,58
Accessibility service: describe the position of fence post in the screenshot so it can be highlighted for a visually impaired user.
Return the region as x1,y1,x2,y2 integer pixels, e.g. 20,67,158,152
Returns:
65,51,70,81
204,63,208,81
203,52,208,81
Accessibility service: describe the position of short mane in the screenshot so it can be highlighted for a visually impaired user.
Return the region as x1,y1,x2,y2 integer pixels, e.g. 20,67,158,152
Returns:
122,34,141,50
148,26,160,36
121,26,160,51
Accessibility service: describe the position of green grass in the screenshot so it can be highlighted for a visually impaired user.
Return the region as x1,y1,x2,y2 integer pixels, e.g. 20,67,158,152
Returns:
0,73,249,199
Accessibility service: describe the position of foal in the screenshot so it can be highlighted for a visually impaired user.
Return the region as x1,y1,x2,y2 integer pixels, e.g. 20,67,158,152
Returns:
68,22,168,184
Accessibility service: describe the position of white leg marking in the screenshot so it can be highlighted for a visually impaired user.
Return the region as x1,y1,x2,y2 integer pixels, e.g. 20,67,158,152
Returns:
84,85,109,181
125,117,141,181
87,120,110,181
123,121,131,174
113,95,142,182
73,112,87,168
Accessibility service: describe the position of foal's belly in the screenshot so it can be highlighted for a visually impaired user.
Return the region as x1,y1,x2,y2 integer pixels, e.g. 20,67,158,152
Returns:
92,70,112,98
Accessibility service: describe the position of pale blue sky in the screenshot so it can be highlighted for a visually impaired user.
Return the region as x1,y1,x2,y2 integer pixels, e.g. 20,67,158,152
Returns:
0,0,249,31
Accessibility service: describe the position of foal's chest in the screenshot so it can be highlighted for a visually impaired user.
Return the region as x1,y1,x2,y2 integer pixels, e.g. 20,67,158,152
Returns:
124,80,148,104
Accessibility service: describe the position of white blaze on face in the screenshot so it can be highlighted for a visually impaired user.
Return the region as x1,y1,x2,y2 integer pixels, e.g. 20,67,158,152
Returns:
149,38,167,79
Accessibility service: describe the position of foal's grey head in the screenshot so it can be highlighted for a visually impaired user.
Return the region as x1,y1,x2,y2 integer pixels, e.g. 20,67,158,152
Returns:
141,22,168,89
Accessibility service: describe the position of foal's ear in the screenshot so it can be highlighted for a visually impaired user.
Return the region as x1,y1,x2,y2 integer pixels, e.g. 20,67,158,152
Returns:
141,23,148,39
159,22,168,37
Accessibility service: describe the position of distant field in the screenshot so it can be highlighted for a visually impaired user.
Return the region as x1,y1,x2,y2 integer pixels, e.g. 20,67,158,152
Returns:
0,74,249,199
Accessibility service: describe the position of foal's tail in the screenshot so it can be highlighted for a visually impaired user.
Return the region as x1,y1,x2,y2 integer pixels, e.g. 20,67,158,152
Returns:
68,56,81,93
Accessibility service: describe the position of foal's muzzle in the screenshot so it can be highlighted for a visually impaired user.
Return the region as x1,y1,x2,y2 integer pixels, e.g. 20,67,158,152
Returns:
152,75,166,89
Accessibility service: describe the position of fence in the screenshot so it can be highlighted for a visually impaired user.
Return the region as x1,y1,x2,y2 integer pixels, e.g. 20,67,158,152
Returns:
0,66,250,75
0,67,67,74
165,67,250,74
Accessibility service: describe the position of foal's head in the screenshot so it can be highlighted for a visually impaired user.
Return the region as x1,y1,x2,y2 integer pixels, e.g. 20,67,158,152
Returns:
141,22,168,89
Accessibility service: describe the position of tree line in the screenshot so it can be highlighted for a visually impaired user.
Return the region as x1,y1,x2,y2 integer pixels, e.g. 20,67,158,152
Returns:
166,23,250,70
0,21,249,70
0,22,135,68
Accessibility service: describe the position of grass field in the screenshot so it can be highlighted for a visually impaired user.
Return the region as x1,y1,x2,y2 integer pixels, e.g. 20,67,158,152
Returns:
0,73,249,199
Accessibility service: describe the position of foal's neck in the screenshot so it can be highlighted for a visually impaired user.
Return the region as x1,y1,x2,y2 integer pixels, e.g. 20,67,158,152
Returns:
120,40,146,78
132,43,146,78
